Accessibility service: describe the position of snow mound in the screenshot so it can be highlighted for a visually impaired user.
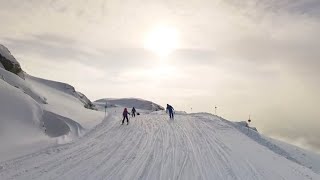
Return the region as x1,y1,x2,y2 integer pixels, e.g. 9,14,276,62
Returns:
235,121,258,132
0,78,48,161
43,111,85,138
0,72,102,161
94,98,164,111
0,45,104,161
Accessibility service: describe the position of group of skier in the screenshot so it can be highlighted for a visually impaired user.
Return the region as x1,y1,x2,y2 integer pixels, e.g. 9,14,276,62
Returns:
121,104,175,125
122,107,136,125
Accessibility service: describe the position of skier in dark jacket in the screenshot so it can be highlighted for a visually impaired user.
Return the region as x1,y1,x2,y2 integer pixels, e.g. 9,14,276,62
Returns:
122,108,130,125
131,107,136,117
166,104,175,120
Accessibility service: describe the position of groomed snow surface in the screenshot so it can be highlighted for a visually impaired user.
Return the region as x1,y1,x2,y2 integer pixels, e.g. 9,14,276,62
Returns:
0,107,319,180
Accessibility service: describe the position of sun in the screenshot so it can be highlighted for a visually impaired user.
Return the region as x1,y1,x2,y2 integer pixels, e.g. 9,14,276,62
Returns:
144,26,179,57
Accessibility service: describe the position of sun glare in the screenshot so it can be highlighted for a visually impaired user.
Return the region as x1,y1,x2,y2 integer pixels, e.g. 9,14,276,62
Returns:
144,26,179,57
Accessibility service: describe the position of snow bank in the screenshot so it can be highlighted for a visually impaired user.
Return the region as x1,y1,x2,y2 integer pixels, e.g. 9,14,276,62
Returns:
0,44,104,161
42,111,86,145
194,113,320,174
0,73,103,161
42,111,84,138
234,121,258,132
267,137,320,174
0,79,50,161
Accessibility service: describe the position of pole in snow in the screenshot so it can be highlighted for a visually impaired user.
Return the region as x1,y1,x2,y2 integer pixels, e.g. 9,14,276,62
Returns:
104,103,107,118
247,115,251,134
215,106,217,115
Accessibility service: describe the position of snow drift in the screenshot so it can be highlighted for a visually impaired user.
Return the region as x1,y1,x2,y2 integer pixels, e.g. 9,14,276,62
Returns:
0,77,46,161
0,44,103,161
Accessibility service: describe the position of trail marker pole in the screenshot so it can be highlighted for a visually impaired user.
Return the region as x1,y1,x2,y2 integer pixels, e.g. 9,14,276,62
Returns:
104,103,107,118
247,115,251,135
215,106,217,115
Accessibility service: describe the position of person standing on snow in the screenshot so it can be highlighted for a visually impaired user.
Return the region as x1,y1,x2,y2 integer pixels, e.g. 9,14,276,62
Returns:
166,104,175,120
131,107,136,117
122,108,130,125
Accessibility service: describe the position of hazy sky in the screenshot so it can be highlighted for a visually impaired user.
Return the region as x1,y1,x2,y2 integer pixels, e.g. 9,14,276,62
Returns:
1,0,319,153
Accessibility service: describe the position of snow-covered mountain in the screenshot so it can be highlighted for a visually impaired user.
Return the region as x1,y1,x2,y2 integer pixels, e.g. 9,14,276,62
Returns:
0,44,319,179
0,44,103,161
94,98,164,111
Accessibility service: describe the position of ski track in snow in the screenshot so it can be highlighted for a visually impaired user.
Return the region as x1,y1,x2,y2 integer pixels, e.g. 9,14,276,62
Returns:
0,112,319,180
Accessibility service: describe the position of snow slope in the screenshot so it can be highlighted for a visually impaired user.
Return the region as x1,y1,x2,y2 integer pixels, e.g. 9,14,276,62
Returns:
0,72,104,161
26,75,103,129
0,108,319,180
0,44,104,161
0,76,49,161
267,137,320,174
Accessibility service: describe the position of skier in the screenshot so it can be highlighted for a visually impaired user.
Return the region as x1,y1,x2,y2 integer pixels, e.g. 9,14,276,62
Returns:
122,108,130,125
166,104,175,120
131,107,136,117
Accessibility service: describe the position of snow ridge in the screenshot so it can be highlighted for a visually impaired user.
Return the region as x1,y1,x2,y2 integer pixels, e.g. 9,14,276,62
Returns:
0,45,19,64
